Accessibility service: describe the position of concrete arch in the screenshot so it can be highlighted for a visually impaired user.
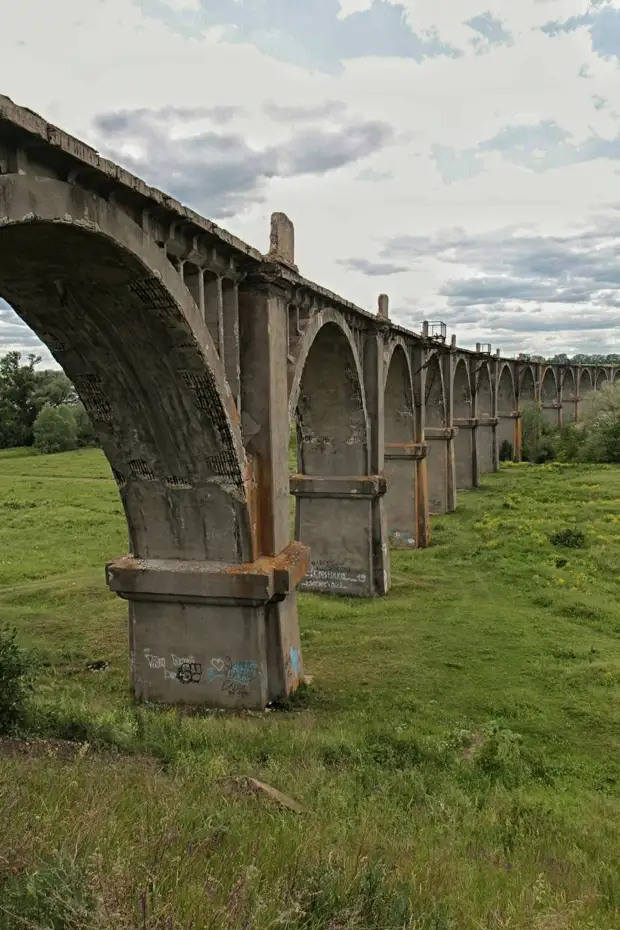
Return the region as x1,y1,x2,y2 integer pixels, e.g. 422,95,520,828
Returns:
579,367,594,394
384,344,417,548
596,368,609,389
540,367,559,426
453,358,472,418
292,318,368,477
561,368,577,423
541,367,557,403
288,309,366,426
475,362,494,474
425,352,446,427
0,175,252,563
496,364,517,461
475,362,493,417
497,364,516,414
385,343,415,442
519,366,537,408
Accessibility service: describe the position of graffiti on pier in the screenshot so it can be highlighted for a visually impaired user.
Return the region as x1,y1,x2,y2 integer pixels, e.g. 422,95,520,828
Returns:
207,657,258,695
176,662,202,684
143,649,202,683
301,565,367,592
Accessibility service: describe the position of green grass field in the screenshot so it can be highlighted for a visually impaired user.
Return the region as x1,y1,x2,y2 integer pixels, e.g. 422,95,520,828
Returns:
1,447,620,929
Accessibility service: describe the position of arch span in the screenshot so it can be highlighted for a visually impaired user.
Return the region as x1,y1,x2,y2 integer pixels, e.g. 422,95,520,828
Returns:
453,358,474,489
424,353,449,513
541,367,559,427
475,362,494,474
0,176,251,563
384,343,417,547
519,366,537,409
290,316,381,595
497,364,516,461
561,368,576,423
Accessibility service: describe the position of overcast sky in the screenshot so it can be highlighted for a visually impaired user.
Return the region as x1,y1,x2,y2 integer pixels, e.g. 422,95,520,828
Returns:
1,0,620,365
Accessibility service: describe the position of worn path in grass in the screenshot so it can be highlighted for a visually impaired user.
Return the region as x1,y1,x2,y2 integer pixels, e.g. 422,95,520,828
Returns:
0,447,619,929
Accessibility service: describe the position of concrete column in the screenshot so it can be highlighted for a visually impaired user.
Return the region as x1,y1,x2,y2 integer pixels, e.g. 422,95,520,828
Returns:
425,427,457,513
412,343,431,546
477,418,497,474
106,277,309,709
205,275,225,359
442,349,457,512
384,442,428,548
364,327,391,593
222,279,241,412
496,412,521,462
453,418,477,488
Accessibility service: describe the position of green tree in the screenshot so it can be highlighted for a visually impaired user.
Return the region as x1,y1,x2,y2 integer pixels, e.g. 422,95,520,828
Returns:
74,402,99,447
33,404,78,454
32,370,77,410
0,352,41,448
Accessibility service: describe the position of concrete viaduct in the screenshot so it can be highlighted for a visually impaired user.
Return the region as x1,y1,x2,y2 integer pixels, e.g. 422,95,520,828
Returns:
0,96,617,709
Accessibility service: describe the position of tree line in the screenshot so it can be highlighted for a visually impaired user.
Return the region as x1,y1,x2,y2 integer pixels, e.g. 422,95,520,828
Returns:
0,352,97,454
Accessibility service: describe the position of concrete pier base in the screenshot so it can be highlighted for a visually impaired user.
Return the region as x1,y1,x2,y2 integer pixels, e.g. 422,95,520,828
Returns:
497,413,519,460
425,428,457,514
384,441,428,548
107,542,308,709
477,417,497,474
453,418,477,489
291,474,389,596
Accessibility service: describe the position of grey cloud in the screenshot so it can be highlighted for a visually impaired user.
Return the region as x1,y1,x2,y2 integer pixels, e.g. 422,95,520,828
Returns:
356,167,393,182
465,12,513,54
430,144,485,183
0,299,50,356
336,258,410,276
593,94,607,110
379,211,620,346
430,119,620,182
541,5,620,62
263,101,347,122
143,0,462,74
93,107,393,218
96,105,244,132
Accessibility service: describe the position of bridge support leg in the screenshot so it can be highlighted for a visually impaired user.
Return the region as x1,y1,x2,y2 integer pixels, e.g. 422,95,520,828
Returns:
476,417,497,475
384,441,429,548
106,277,309,709
107,546,308,709
425,428,457,514
497,413,520,462
453,418,477,489
291,475,388,595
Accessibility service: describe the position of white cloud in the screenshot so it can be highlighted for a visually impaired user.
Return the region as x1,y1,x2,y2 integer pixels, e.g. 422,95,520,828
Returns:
0,0,619,365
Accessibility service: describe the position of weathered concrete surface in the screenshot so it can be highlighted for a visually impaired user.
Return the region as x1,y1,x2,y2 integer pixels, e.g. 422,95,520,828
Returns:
0,94,618,706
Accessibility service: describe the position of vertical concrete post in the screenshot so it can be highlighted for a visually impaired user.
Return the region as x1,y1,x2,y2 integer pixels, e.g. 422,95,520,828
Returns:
491,354,500,472
442,347,457,512
238,276,306,696
412,341,431,547
363,324,391,593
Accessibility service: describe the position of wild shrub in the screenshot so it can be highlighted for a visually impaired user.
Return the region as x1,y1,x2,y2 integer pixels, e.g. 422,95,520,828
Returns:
0,626,33,734
549,528,586,549
33,404,78,454
498,439,513,461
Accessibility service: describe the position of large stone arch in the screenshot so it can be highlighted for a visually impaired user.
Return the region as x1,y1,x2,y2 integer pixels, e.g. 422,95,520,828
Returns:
596,368,609,390
0,174,311,710
540,367,559,427
519,366,537,409
561,368,577,423
0,176,251,563
453,358,474,489
475,361,494,474
424,352,449,513
497,364,517,461
291,317,368,475
289,315,380,595
383,342,416,547
578,368,594,420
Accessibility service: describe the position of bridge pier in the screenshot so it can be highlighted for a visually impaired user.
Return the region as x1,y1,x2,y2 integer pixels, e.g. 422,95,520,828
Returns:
385,441,429,548
497,412,521,461
453,418,478,489
477,416,498,474
425,428,457,514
